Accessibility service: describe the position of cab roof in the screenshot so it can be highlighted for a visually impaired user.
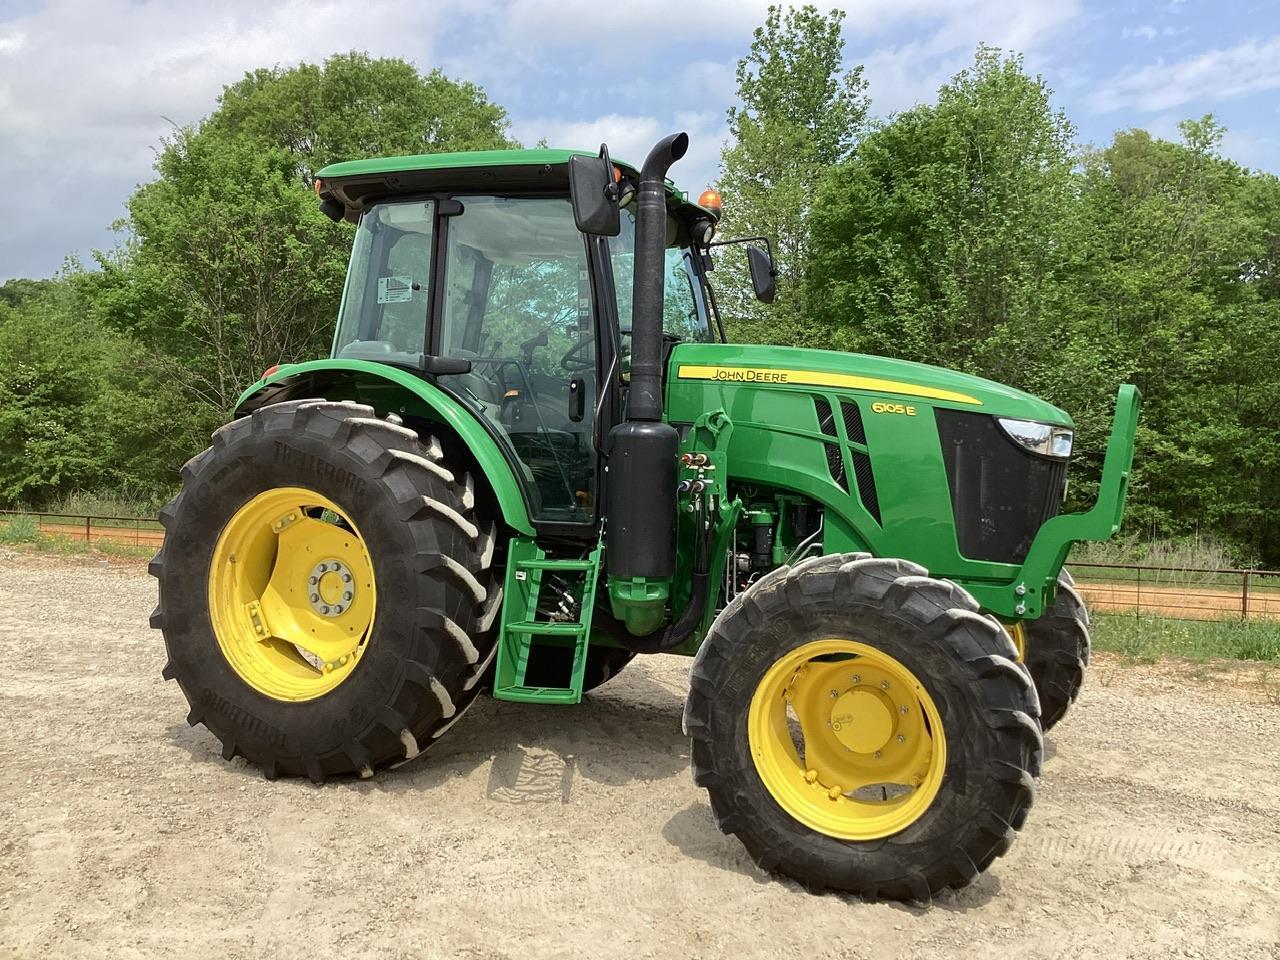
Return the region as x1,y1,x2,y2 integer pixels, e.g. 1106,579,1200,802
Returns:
315,147,717,219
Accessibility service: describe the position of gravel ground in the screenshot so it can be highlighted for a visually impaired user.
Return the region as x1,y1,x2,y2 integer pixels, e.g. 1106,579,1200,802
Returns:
1,550,1278,960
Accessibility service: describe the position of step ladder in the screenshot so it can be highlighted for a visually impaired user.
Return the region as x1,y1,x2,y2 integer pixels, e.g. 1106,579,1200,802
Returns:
492,537,602,705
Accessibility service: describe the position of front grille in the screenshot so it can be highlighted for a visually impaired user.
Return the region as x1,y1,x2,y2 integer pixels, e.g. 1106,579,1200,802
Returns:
936,410,1067,564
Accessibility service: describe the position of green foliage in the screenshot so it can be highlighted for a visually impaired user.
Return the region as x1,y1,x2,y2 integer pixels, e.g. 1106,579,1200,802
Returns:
808,47,1076,370
0,514,38,544
92,130,351,414
806,48,1280,566
717,4,868,344
92,52,513,423
207,52,514,184
0,277,189,504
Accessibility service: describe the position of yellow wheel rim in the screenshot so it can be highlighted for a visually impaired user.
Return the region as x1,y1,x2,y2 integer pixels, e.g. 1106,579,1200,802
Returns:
208,487,376,702
1007,622,1026,662
747,639,947,841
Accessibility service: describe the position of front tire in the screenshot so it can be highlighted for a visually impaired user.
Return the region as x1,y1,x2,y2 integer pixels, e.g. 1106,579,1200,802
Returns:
684,554,1042,901
1023,569,1090,731
150,400,500,781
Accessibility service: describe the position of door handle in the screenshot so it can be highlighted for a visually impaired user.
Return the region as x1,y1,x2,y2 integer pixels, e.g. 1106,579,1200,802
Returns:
568,378,586,422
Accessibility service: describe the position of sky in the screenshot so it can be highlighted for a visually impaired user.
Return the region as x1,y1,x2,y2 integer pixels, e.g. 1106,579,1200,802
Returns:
0,0,1277,282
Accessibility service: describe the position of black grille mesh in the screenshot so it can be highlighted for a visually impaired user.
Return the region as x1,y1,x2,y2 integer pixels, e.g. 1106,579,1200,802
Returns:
936,410,1067,563
814,397,848,491
842,400,868,445
840,402,881,524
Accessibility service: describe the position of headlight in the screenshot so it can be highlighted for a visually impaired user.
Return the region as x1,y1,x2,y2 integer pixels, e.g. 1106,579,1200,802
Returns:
997,417,1073,459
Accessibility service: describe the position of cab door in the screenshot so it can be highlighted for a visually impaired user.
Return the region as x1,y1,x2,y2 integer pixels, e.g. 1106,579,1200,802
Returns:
433,195,602,525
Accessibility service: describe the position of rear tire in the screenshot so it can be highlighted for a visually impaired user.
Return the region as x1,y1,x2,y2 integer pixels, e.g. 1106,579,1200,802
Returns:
1023,569,1090,732
150,400,501,781
684,554,1042,901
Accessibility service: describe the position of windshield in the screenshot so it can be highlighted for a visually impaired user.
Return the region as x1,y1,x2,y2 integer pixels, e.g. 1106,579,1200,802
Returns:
609,206,713,343
332,200,434,364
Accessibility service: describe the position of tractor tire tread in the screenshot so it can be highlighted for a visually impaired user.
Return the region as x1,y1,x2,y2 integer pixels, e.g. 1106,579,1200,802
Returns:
152,400,500,782
685,553,1043,902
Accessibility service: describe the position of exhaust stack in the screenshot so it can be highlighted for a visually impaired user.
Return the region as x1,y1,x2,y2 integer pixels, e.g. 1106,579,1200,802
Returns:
606,132,688,584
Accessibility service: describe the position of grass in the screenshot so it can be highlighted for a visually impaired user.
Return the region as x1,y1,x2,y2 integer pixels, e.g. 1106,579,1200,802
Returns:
0,513,38,544
1091,613,1280,663
0,518,153,559
5,489,166,531
43,489,168,518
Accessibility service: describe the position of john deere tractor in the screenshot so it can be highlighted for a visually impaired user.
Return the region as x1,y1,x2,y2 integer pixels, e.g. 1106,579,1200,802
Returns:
151,132,1138,900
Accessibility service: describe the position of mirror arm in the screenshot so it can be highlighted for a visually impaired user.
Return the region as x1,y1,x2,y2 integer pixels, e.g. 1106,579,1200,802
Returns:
708,235,776,262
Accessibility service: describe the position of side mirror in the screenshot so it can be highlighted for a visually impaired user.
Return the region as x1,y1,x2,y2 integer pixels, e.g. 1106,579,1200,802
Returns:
569,144,621,237
747,245,776,304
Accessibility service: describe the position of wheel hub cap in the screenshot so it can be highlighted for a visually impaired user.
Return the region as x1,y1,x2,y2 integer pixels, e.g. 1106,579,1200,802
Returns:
830,689,895,754
208,487,377,702
309,559,355,617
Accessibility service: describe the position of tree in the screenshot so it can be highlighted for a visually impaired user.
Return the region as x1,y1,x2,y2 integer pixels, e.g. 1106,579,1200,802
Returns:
1069,118,1280,562
206,52,515,184
95,52,514,427
806,47,1077,378
0,277,189,504
716,4,868,344
91,131,350,415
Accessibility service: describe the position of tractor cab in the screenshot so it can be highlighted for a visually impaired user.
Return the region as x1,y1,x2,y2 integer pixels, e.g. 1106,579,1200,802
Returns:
318,149,722,526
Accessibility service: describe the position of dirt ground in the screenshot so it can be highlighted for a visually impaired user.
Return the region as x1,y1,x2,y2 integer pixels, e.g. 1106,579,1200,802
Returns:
1,551,1278,960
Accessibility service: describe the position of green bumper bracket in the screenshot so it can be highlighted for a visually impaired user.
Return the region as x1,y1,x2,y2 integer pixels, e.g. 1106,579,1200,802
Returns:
966,383,1141,619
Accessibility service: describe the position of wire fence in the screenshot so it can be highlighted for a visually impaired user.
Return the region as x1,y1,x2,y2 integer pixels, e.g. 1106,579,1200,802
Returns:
0,509,164,548
1071,561,1280,622
2,510,1279,621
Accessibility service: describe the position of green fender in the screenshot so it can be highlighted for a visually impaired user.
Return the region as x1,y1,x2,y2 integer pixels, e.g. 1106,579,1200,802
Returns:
234,358,535,536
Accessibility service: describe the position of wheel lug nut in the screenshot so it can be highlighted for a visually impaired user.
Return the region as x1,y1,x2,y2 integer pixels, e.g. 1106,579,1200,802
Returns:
309,576,318,585
880,680,890,690
310,594,319,603
343,591,353,602
342,573,352,583
851,674,861,684
900,705,909,714
827,785,842,800
897,735,906,744
874,751,882,759
829,689,839,699
321,605,330,615
805,769,819,783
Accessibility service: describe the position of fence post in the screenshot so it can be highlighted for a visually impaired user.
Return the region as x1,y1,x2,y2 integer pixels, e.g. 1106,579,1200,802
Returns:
1242,571,1250,621
1135,563,1142,621
85,515,91,544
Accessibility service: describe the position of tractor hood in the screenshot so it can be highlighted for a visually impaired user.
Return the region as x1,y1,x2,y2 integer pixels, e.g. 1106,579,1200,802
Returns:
668,342,1072,425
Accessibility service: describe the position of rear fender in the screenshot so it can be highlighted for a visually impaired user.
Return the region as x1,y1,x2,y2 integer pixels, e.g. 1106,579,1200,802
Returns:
234,359,535,536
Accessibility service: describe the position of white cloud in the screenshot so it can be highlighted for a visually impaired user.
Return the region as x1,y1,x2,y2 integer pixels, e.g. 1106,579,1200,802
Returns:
0,0,441,278
847,0,1082,114
1091,36,1280,113
0,28,24,54
508,109,725,192
1122,25,1159,41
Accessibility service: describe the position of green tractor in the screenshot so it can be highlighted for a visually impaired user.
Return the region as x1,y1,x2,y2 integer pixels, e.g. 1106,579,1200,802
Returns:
151,132,1138,900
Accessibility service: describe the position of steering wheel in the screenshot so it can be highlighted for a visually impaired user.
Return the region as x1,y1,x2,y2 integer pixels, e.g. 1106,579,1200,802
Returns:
560,335,596,372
